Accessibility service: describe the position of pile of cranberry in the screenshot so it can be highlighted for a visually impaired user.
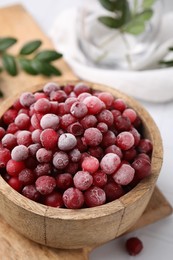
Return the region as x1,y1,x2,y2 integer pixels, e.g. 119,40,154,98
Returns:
0,82,152,209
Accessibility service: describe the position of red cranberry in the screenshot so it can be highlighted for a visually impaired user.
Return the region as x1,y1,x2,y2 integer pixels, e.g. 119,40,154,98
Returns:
6,159,25,176
20,92,36,107
102,130,116,147
53,151,69,169
100,153,121,174
50,90,67,102
98,92,114,108
82,156,99,174
1,133,17,150
8,177,22,191
80,115,98,129
22,185,40,201
60,114,76,129
104,182,124,202
40,129,59,150
113,98,126,111
63,187,84,209
113,164,135,185
125,237,143,256
35,175,56,195
40,113,60,130
18,168,35,185
97,109,114,127
73,171,93,191
84,128,103,146
56,173,73,190
123,108,137,123
44,191,64,207
116,131,134,150
43,82,60,95
17,130,32,146
67,122,84,136
132,158,151,180
93,171,107,187
137,139,153,154
84,186,106,207
34,98,51,113
36,148,52,163
3,109,18,124
58,133,77,151
34,163,52,177
74,82,91,95
83,96,104,114
70,101,88,118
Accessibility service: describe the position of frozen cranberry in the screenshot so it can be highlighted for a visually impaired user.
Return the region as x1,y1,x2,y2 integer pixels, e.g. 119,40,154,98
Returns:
104,182,124,202
34,98,51,113
31,113,42,129
11,145,29,161
63,84,74,95
125,237,143,256
8,177,22,191
6,123,19,134
76,137,87,152
34,163,52,177
36,175,56,195
123,108,137,123
53,151,69,169
113,164,135,185
83,96,104,114
137,139,153,154
50,90,67,102
0,148,11,168
137,153,150,161
97,122,108,133
67,122,84,136
44,191,64,207
102,130,116,147
28,143,41,157
6,159,25,176
63,187,84,209
129,127,141,146
78,92,91,102
74,82,91,95
113,98,126,111
105,145,123,159
0,127,5,140
56,173,73,190
3,109,18,124
116,131,134,150
58,103,66,115
36,148,52,163
114,116,131,132
70,101,88,118
1,133,17,150
31,129,42,143
58,133,77,151
132,158,151,180
111,109,121,121
40,129,59,150
18,108,30,115
93,171,107,187
64,97,78,112
65,162,79,175
69,148,81,162
82,156,99,174
17,130,32,146
98,92,114,108
12,99,23,111
34,92,47,100
15,113,30,130
84,186,106,207
88,146,104,159
43,82,60,95
20,92,36,107
97,109,114,127
40,113,60,130
50,101,59,114
73,171,93,191
100,153,121,175
60,114,76,129
25,157,37,169
80,115,98,129
123,147,137,161
18,168,35,185
22,185,40,201
84,128,103,146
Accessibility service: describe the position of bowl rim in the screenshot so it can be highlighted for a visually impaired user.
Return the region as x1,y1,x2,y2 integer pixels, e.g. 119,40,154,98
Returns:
0,80,163,220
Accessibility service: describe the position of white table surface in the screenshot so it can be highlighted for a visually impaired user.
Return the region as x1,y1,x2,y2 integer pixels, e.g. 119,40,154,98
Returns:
0,1,173,259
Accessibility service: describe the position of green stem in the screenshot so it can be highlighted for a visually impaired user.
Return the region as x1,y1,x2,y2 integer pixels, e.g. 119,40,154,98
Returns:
133,0,138,15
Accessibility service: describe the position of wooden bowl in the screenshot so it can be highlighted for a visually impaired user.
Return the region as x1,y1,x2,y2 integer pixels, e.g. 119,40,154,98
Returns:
0,81,163,249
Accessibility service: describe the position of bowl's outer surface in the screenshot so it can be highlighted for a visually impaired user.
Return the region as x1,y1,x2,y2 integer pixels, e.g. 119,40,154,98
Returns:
0,81,163,249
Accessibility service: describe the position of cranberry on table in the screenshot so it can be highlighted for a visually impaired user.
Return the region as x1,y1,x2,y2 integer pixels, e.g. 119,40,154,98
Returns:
125,237,143,256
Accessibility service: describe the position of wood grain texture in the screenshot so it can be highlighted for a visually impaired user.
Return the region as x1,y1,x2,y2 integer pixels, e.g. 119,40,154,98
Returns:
0,4,172,260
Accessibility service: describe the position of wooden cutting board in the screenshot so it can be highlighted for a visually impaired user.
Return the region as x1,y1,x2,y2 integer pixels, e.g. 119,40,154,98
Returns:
0,4,172,260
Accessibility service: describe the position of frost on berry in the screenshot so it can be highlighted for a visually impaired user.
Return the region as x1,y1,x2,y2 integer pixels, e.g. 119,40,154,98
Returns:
58,133,77,151
73,171,93,191
40,113,60,130
11,145,29,161
113,164,135,185
84,128,103,146
100,153,121,175
20,92,36,107
35,176,56,195
63,187,84,209
84,186,106,207
53,151,69,169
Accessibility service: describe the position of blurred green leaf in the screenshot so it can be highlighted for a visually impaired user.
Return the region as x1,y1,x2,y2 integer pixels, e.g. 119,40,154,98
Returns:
99,0,117,12
159,60,173,67
35,50,62,62
45,63,62,76
169,47,173,51
2,54,18,76
31,59,52,76
19,58,38,75
142,0,155,9
20,40,42,55
0,37,17,52
98,16,123,28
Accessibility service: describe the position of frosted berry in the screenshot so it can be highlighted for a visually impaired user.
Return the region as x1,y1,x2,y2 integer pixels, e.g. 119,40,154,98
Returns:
100,153,121,174
40,113,60,130
50,90,67,102
80,115,97,129
63,187,84,209
67,122,84,136
28,143,41,157
105,145,123,159
56,173,73,190
97,122,108,133
17,130,32,146
0,148,11,168
34,98,51,113
11,145,29,161
88,146,104,159
31,113,42,129
123,108,137,123
35,175,56,195
44,191,63,207
18,168,35,185
34,163,52,177
73,171,93,191
114,116,131,132
113,98,126,111
113,164,135,185
64,97,78,113
102,130,116,147
78,92,91,102
70,101,88,118
83,96,104,114
104,182,124,202
93,171,107,187
137,139,153,154
40,129,59,150
6,159,25,176
74,82,91,95
1,133,17,150
3,109,18,124
53,151,69,169
22,185,40,201
98,92,114,108
116,131,134,150
60,114,76,129
20,92,36,107
132,158,151,180
36,148,52,163
125,237,143,256
84,128,103,146
69,148,81,162
15,113,30,130
43,82,60,95
0,127,6,140
8,177,22,192
58,133,77,151
31,129,42,143
82,156,99,174
97,109,114,127
84,186,106,207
